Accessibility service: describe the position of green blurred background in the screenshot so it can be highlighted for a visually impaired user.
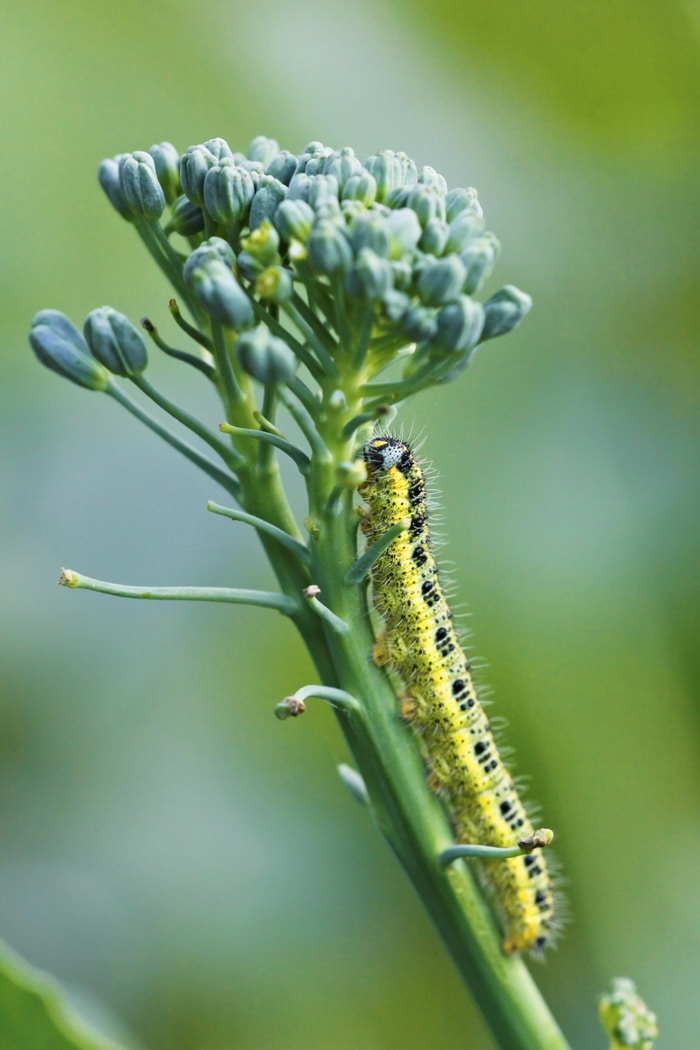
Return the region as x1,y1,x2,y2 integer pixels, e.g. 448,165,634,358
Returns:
2,2,698,1047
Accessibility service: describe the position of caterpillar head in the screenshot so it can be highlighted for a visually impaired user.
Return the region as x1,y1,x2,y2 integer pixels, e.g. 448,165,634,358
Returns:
364,437,412,474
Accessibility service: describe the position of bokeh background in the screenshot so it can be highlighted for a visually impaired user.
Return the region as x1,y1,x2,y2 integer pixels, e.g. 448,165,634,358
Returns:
2,2,698,1047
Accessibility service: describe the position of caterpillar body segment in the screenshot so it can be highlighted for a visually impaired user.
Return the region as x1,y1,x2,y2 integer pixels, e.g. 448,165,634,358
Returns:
359,436,556,954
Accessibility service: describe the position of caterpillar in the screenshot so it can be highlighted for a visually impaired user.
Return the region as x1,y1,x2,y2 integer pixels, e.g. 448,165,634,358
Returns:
359,436,557,954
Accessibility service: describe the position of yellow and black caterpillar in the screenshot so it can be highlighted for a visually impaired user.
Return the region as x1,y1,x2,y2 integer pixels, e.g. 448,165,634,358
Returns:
359,436,556,954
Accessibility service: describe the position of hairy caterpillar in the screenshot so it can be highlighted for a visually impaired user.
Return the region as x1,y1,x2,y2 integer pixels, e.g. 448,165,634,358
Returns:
359,436,556,954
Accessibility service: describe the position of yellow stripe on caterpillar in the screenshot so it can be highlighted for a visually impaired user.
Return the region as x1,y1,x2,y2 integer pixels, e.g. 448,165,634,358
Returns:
359,435,558,955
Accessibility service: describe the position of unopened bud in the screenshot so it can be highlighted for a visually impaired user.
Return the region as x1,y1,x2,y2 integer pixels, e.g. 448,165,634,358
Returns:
307,219,352,274
345,248,393,301
246,135,280,167
254,265,293,303
169,195,205,236
274,198,315,243
480,285,532,341
241,221,281,265
341,170,377,207
419,218,450,256
83,306,148,377
364,150,418,201
29,310,109,391
445,209,485,254
203,162,255,225
445,186,482,223
97,156,130,219
148,141,181,204
434,295,485,352
348,211,391,257
249,176,288,230
235,324,296,383
418,165,447,194
266,150,298,184
180,144,217,205
385,208,422,258
406,184,446,227
202,137,234,163
119,152,166,220
403,305,439,343
184,242,253,329
417,255,467,306
322,147,363,191
460,232,500,294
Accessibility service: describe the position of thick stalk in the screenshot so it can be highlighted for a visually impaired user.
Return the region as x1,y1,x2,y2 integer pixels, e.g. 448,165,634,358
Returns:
306,512,570,1050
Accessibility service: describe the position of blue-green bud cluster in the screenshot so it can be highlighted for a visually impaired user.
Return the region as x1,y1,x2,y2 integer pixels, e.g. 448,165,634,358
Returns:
62,136,531,405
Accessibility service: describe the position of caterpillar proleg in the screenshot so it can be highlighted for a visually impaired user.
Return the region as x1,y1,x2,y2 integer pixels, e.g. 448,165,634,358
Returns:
359,436,557,954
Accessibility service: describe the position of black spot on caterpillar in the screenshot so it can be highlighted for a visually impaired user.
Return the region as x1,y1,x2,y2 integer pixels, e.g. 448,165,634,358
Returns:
359,436,557,954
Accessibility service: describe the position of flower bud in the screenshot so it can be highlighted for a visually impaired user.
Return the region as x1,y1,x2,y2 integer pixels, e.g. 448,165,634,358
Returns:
418,165,447,194
148,141,181,204
246,135,280,167
203,161,255,225
180,144,217,205
254,265,293,303
235,325,296,382
202,137,234,163
460,232,501,294
236,251,264,281
364,150,417,201
390,259,413,290
383,186,410,209
98,155,130,219
417,255,467,306
169,195,205,236
348,211,391,257
241,220,281,265
385,208,422,258
249,176,288,230
419,217,450,256
403,305,438,342
184,244,253,329
322,147,363,190
341,170,377,207
345,248,393,301
83,306,148,377
274,198,315,243
382,289,410,322
118,151,166,220
239,159,265,185
29,310,109,391
444,209,484,253
307,219,353,274
445,186,482,223
308,174,340,209
479,285,532,341
287,172,312,202
295,142,333,175
265,149,298,185
406,184,446,226
184,237,235,275
434,295,484,352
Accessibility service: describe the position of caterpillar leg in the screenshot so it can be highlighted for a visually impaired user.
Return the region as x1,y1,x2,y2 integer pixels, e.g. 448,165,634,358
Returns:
372,632,391,667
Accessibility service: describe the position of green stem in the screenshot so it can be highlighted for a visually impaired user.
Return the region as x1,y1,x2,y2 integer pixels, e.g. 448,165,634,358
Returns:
132,376,243,470
106,384,240,499
59,568,298,615
207,500,310,566
141,317,216,380
168,299,214,351
220,423,310,476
